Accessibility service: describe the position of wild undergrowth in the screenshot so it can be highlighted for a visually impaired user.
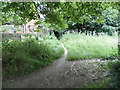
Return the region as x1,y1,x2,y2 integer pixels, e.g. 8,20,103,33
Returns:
107,60,120,88
2,35,64,79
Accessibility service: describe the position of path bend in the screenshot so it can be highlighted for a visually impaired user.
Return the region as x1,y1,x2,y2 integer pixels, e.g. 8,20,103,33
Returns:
3,43,108,88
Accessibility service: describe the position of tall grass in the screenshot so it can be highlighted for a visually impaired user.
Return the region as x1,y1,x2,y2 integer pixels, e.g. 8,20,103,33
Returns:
61,33,118,61
2,35,64,79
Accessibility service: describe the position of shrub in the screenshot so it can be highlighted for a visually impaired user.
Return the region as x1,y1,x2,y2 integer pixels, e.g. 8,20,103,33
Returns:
107,61,120,88
2,36,64,79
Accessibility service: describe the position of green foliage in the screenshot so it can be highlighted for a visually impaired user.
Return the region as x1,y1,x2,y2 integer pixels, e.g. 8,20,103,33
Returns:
100,7,120,36
61,33,118,61
40,2,113,29
2,2,119,30
102,7,119,26
107,61,120,88
102,24,117,36
67,7,119,36
2,36,64,79
2,2,38,25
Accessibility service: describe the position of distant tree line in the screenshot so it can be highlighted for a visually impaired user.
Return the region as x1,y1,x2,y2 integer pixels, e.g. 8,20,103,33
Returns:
2,2,120,38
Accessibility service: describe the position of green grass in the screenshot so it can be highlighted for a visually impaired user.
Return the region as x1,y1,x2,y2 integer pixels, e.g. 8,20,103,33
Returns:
61,33,118,61
2,35,64,79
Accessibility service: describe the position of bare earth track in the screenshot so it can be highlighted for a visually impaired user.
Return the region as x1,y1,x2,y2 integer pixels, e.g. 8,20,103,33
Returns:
3,43,109,88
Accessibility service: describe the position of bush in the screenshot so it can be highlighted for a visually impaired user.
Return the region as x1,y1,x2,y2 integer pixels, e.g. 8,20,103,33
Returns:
2,36,64,79
107,61,120,88
102,24,117,36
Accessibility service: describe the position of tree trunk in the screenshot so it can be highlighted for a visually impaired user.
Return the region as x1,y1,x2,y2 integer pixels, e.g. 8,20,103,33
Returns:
78,28,80,33
91,29,94,36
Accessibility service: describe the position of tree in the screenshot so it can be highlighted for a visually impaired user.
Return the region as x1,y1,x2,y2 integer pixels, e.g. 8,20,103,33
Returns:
2,2,39,25
1,1,120,33
101,7,119,36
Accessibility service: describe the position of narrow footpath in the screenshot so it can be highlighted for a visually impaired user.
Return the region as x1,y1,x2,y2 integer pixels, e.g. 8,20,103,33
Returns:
3,43,109,88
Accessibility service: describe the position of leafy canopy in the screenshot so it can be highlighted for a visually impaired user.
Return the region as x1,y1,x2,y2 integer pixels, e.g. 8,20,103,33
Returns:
1,1,120,29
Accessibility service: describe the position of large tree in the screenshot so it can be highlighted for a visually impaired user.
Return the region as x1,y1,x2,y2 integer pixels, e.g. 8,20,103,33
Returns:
1,1,120,30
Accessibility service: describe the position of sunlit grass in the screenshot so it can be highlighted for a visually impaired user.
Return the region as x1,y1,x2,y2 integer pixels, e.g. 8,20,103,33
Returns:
61,33,118,61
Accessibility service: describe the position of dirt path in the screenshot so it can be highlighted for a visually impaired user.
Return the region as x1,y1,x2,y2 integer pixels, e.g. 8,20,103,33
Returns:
3,44,109,88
